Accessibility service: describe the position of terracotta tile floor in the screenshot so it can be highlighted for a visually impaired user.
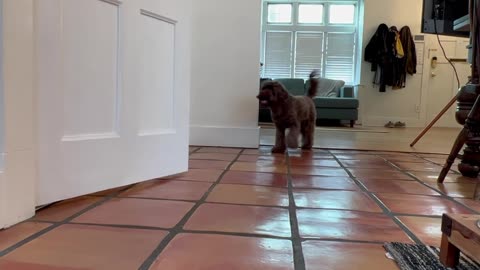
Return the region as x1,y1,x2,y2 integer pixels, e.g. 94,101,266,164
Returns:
1,146,480,269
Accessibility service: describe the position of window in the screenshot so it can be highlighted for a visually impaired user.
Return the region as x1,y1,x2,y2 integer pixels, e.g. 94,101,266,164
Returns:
298,4,324,24
267,4,292,23
329,4,355,24
261,1,359,84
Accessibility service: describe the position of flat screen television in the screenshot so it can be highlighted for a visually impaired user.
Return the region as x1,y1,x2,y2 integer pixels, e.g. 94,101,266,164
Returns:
422,0,470,37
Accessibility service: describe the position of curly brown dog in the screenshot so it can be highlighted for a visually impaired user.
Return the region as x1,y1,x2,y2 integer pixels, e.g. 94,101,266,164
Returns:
257,71,318,153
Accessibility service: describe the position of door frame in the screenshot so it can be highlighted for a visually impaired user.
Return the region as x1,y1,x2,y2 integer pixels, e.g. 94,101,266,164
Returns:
0,0,37,229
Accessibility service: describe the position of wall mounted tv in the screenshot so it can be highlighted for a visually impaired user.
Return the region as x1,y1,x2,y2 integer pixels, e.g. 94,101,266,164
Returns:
422,0,470,37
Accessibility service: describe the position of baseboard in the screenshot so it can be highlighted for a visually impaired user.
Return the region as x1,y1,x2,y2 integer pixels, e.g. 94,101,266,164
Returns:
362,116,426,127
190,125,260,148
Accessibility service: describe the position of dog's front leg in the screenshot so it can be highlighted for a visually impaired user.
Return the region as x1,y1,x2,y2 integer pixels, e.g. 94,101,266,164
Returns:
286,124,300,149
272,127,286,153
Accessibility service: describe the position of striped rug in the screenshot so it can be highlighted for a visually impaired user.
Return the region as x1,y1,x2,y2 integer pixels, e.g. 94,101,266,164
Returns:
384,242,480,270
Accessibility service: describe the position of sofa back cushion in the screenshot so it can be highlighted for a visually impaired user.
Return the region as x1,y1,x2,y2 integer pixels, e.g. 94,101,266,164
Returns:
275,78,306,96
306,78,345,97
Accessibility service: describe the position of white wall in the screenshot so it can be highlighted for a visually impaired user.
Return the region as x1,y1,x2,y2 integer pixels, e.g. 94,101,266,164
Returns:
359,0,469,127
189,0,262,148
0,0,36,228
359,0,425,127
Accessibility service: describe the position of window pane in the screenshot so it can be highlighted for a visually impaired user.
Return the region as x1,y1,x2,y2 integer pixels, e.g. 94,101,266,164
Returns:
324,33,355,83
329,4,355,24
267,4,292,23
295,32,324,79
264,32,293,78
298,4,324,24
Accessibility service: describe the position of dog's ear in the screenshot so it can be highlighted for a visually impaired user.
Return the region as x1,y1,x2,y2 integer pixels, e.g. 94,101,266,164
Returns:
272,82,289,100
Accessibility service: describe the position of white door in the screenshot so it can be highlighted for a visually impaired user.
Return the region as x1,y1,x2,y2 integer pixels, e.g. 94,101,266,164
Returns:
426,38,470,127
35,0,191,205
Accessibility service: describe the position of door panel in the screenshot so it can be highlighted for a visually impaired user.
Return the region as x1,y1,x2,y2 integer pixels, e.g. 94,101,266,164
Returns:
35,0,191,205
426,39,470,128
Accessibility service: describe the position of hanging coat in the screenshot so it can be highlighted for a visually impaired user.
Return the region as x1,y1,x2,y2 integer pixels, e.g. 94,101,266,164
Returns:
364,24,389,92
400,26,417,75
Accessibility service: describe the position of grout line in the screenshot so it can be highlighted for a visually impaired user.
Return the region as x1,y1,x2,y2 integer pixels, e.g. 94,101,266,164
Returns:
328,150,425,245
286,150,306,270
137,148,245,270
0,185,132,257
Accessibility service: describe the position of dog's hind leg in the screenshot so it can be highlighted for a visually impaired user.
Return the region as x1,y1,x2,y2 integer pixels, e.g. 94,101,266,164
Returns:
272,127,286,153
301,120,314,150
286,124,300,149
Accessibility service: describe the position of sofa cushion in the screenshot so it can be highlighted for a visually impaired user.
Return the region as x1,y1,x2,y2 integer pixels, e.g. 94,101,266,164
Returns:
275,78,305,96
313,97,359,109
306,78,345,97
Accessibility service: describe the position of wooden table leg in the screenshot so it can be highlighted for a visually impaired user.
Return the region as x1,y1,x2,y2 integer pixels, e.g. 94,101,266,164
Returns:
440,233,461,268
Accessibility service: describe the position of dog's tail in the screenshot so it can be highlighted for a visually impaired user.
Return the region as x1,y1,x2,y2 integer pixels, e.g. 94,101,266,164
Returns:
307,69,319,98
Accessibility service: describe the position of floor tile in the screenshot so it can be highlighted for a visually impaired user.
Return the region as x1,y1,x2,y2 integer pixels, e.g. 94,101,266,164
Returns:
291,175,359,190
207,184,289,207
149,234,294,270
455,198,480,212
348,168,413,180
393,161,443,172
230,161,288,174
360,179,440,196
196,147,242,154
303,241,399,270
426,182,479,198
0,222,51,252
189,152,237,161
72,198,194,228
120,180,211,201
34,196,102,222
0,261,81,270
375,193,472,216
289,158,340,167
168,169,224,182
339,159,392,169
294,190,382,212
382,155,427,163
335,154,384,161
409,171,475,183
0,224,167,270
237,154,286,163
220,171,288,187
184,203,291,237
188,159,230,170
398,216,442,247
297,209,411,242
290,167,349,177
242,147,279,155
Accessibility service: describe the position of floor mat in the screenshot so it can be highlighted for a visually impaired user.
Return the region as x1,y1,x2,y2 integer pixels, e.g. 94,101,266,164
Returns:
384,242,480,270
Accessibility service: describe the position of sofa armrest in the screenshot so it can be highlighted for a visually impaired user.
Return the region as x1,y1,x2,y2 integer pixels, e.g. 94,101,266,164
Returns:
339,85,355,98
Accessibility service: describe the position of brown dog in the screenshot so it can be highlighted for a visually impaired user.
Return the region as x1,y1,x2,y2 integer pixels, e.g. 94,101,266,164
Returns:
257,71,318,153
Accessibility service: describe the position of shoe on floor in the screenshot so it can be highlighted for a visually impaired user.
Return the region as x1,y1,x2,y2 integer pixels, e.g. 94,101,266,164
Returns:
384,121,395,128
394,121,406,128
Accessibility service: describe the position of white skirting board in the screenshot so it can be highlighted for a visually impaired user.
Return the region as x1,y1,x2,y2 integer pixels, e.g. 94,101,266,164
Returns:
189,125,260,148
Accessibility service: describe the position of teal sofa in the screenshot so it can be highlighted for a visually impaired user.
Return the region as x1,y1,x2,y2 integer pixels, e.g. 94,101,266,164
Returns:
258,78,359,127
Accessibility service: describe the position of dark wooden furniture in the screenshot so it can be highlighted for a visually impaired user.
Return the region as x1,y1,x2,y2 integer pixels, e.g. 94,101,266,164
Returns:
440,214,480,267
438,0,480,182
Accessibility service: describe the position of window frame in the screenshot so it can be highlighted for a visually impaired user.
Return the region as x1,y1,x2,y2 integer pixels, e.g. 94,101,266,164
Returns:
261,0,360,84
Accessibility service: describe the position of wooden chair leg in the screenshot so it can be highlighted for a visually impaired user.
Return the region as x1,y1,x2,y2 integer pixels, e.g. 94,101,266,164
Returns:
439,233,460,268
438,128,468,183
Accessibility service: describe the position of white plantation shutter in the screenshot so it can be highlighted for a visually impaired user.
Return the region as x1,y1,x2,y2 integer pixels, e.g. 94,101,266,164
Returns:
324,32,355,83
264,31,293,79
294,32,324,79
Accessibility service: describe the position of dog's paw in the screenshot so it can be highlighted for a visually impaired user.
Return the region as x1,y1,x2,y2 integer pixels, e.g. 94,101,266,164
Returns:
271,146,286,153
301,145,313,150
